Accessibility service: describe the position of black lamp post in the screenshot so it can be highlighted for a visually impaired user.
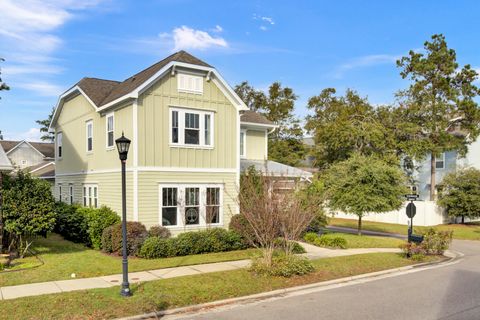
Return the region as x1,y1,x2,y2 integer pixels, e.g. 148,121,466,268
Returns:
115,132,131,297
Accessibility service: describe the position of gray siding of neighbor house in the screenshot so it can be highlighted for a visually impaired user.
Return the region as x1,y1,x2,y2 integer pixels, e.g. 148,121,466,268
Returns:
415,151,457,200
7,143,46,169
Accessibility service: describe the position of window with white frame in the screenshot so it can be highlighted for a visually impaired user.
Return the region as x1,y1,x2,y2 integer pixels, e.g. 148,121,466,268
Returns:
159,184,223,227
83,184,98,208
177,73,203,94
170,108,214,147
57,132,63,158
435,152,445,169
86,120,93,152
69,184,74,205
240,130,246,158
106,113,114,149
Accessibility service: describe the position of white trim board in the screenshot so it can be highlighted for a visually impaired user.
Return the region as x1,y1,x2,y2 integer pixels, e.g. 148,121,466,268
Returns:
55,167,237,177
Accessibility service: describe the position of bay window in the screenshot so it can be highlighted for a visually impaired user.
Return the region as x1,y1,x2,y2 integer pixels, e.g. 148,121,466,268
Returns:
170,107,214,147
159,184,223,227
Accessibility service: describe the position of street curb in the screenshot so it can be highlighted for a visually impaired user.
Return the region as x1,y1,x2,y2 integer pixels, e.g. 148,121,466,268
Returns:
117,250,462,320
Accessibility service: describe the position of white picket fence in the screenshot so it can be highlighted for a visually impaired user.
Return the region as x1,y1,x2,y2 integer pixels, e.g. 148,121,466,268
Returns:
331,201,450,226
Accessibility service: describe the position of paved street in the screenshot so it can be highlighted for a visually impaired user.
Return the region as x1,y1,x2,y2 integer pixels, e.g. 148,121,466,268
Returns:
172,240,480,320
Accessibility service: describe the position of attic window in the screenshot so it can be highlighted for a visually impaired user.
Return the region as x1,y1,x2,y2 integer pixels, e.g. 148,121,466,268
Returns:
177,73,203,94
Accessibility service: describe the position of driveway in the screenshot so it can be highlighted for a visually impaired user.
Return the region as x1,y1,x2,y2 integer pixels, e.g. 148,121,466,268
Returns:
169,240,480,320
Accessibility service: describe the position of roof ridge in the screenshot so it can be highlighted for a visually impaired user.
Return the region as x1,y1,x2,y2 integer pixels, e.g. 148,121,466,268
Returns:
82,77,121,83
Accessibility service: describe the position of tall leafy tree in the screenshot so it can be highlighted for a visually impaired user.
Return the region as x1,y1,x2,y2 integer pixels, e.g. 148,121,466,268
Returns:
323,154,408,235
36,107,55,142
305,88,397,168
397,34,480,200
235,81,305,166
437,168,480,224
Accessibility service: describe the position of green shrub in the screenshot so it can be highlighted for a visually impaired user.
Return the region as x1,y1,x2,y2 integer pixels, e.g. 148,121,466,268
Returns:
80,206,120,249
420,228,453,255
138,228,248,259
54,202,89,245
104,221,148,256
303,232,347,249
101,225,114,253
303,232,318,244
399,242,427,259
303,211,328,235
148,225,171,239
228,214,257,246
139,237,173,259
250,254,314,277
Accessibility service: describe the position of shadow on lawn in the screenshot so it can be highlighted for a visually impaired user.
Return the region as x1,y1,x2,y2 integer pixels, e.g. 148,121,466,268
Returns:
28,233,90,255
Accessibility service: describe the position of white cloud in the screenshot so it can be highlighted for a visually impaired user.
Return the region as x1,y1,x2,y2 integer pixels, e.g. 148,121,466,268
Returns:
261,16,275,25
159,26,228,51
17,81,65,96
3,127,42,142
334,54,400,79
259,26,268,31
212,25,223,33
0,0,103,94
253,14,275,31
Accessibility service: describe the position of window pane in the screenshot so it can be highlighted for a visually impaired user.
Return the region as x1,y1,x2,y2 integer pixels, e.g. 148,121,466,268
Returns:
185,113,199,129
162,208,177,225
206,188,220,205
205,114,211,145
108,132,114,147
163,188,177,206
185,129,199,144
186,188,199,205
206,206,220,224
185,207,199,225
240,132,244,156
88,137,93,151
58,146,62,158
172,111,179,143
107,116,113,131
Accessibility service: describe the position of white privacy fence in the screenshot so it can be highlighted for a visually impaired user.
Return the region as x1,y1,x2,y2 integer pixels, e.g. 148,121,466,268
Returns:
331,201,450,226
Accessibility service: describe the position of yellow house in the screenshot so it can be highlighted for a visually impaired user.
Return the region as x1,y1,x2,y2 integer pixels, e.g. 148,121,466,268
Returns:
50,51,311,233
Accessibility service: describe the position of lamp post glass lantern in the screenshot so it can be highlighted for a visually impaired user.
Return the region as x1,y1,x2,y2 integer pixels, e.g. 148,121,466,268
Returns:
116,133,131,297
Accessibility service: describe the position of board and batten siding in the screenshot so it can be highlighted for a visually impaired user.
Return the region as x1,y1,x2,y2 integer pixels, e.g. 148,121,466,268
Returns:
55,93,134,174
137,171,238,233
137,73,238,169
244,129,267,160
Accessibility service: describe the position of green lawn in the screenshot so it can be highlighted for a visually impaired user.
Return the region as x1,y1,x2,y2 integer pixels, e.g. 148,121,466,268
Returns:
0,234,258,287
329,217,480,241
322,232,404,248
0,253,434,320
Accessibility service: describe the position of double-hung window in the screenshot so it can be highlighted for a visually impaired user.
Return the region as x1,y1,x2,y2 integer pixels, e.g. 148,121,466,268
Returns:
159,184,223,227
57,132,63,158
69,184,74,204
170,108,214,147
83,184,98,208
106,114,114,149
240,130,246,158
86,120,93,152
435,152,445,169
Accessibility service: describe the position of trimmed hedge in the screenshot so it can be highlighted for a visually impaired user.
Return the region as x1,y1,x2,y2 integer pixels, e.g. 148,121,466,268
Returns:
228,214,257,246
102,221,148,256
54,203,120,249
148,225,171,239
139,228,247,259
303,232,348,249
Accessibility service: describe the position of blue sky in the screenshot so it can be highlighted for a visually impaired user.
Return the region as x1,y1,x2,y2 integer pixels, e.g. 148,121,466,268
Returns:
1,0,479,141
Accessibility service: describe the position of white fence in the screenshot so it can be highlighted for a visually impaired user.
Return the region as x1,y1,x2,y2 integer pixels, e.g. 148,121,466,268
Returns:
331,201,449,226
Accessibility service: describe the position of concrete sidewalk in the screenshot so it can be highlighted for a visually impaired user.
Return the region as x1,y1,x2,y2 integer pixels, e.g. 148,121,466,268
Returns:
0,245,400,301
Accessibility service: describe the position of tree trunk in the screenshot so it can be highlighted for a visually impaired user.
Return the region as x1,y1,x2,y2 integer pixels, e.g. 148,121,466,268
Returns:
462,215,465,224
357,215,362,236
430,153,436,201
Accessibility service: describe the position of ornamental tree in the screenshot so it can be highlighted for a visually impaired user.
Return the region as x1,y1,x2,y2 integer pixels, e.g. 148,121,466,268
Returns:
396,34,480,200
323,154,408,235
437,168,480,223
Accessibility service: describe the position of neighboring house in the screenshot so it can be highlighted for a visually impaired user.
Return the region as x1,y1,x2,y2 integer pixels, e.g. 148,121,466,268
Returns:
0,140,55,182
49,50,310,233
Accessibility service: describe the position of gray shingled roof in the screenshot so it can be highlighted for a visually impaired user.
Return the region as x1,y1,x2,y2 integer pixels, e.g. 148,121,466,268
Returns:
240,159,313,179
0,141,54,158
75,51,211,107
240,110,275,125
